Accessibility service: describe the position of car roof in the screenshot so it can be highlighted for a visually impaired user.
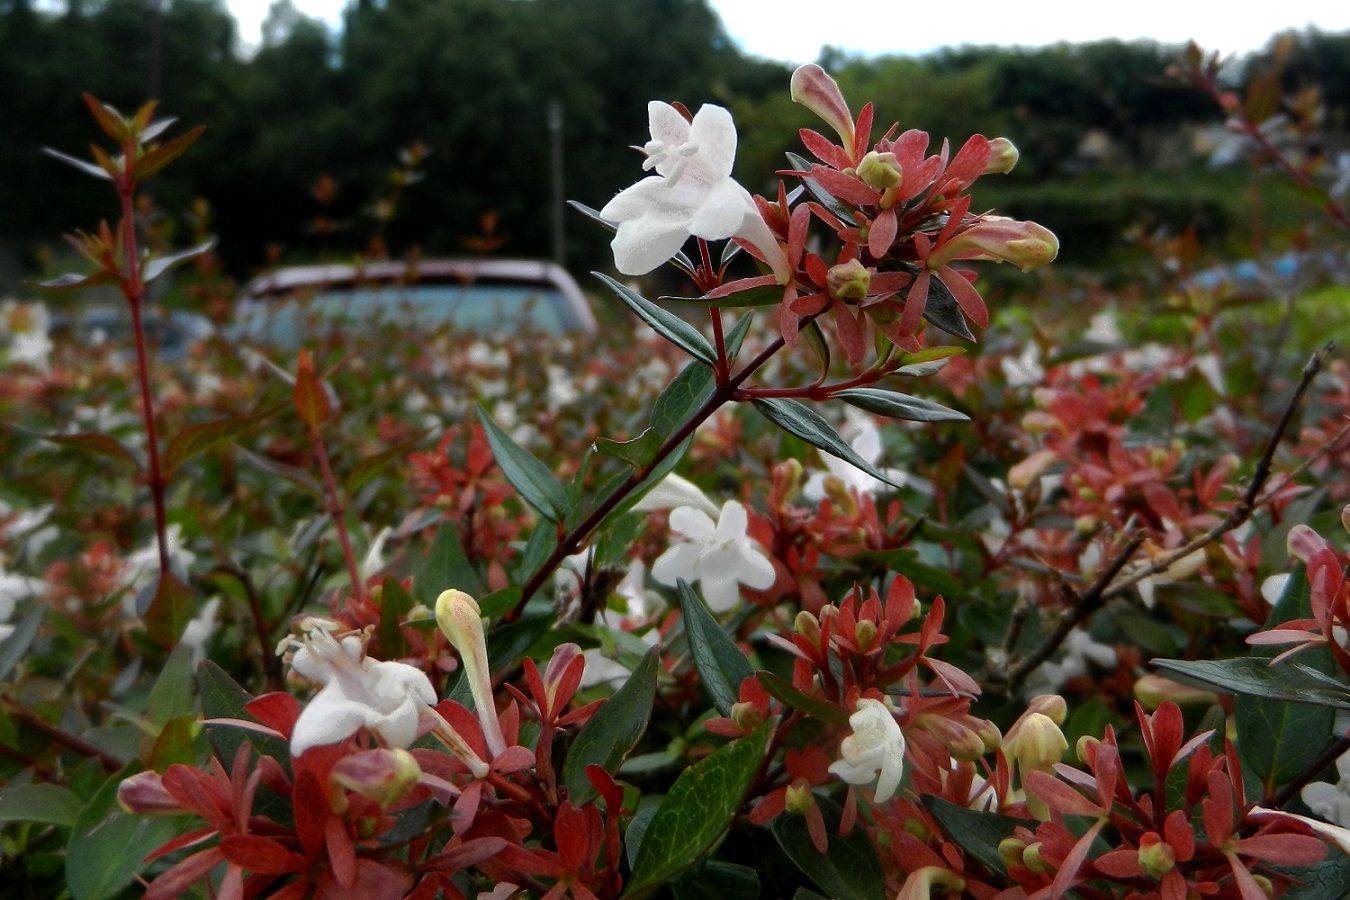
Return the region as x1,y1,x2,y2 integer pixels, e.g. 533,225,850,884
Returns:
239,257,597,333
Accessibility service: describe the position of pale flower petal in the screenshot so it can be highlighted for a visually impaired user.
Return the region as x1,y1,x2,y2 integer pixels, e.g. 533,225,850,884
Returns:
669,506,718,543
828,698,906,804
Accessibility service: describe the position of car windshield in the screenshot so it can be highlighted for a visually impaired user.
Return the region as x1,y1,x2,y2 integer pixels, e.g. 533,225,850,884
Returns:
238,280,583,346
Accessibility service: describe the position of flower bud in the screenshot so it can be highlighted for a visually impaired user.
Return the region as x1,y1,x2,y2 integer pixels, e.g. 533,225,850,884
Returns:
1133,674,1217,710
794,610,821,645
1022,842,1051,874
928,217,1060,273
790,64,854,150
436,589,507,757
1341,503,1350,536
984,138,1020,175
117,770,187,815
904,818,931,842
975,719,1003,754
1009,450,1055,491
1076,735,1100,764
773,458,804,500
1137,833,1176,877
784,779,815,815
856,150,902,190
827,259,871,303
1253,874,1274,897
998,837,1028,869
899,867,966,896
732,699,765,733
331,748,422,807
854,619,878,653
1008,713,1068,772
1025,694,1068,725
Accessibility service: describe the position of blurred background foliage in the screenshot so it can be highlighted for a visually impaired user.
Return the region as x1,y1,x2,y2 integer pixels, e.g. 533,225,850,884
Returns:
0,0,1347,285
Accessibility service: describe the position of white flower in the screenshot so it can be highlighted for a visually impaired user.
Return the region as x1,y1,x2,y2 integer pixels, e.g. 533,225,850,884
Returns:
0,565,44,643
179,597,221,666
1023,628,1117,697
601,102,787,279
828,698,906,803
633,473,720,518
1301,751,1350,828
1000,343,1044,388
803,414,916,501
651,500,775,612
1134,548,1206,609
283,620,436,756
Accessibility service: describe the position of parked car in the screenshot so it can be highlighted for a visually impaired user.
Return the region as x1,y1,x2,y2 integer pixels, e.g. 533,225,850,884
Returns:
233,258,597,347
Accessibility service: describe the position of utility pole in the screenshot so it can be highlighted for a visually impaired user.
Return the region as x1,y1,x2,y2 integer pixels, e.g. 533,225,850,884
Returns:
548,99,565,266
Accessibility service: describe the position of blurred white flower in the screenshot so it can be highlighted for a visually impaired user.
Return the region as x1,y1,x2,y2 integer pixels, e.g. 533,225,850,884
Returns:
1000,343,1044,388
652,500,775,612
2,301,53,371
179,597,221,666
600,102,787,279
1302,751,1350,828
1135,548,1206,609
828,698,906,803
546,365,580,410
803,414,917,501
1023,628,1117,697
283,619,436,756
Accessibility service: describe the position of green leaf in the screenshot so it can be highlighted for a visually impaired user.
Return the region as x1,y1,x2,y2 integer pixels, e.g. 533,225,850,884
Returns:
653,359,715,437
142,238,214,284
922,274,977,342
0,782,82,828
420,521,484,601
1149,657,1350,710
834,387,968,423
41,432,140,470
752,398,901,489
143,572,193,648
1275,858,1350,899
235,446,323,496
594,272,716,366
625,724,772,897
663,285,784,309
595,428,664,469
477,587,522,620
800,319,831,380
476,404,568,521
377,576,415,659
197,660,289,765
672,861,761,900
43,147,114,181
66,767,181,900
0,605,45,681
145,642,197,727
1236,568,1336,792
164,406,276,479
923,795,1024,877
132,124,206,179
677,580,752,717
785,151,852,223
771,797,885,900
35,270,117,291
343,433,425,497
564,648,659,803
756,671,848,724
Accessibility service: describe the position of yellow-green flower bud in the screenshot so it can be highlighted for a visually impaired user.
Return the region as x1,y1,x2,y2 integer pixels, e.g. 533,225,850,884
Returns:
794,610,821,645
827,259,871,303
856,150,902,190
1137,835,1176,878
998,837,1027,869
854,619,878,652
1134,674,1217,710
732,700,764,733
1076,734,1100,764
1009,713,1068,772
984,138,1020,175
785,780,815,815
1023,842,1051,874
436,589,507,757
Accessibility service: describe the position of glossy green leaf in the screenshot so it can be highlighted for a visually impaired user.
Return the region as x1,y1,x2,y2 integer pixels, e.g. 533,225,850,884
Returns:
923,795,1024,877
1149,657,1350,710
1276,858,1350,899
145,642,196,727
35,270,117,290
921,274,977,342
564,648,659,803
197,659,289,765
756,671,848,724
41,432,139,470
164,405,276,479
0,782,82,828
625,724,772,897
677,580,752,716
420,521,484,601
752,398,901,488
595,427,663,469
785,151,852,223
672,861,761,900
143,572,192,648
377,576,415,659
65,766,181,900
43,147,114,181
834,387,968,423
594,272,716,366
772,797,885,900
476,403,568,521
235,446,323,496
663,284,783,309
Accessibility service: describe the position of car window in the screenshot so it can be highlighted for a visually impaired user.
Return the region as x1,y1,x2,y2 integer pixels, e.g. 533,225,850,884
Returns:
238,281,581,347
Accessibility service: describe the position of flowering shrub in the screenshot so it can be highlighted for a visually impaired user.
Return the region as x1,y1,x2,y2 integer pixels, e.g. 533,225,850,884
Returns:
1,60,1349,900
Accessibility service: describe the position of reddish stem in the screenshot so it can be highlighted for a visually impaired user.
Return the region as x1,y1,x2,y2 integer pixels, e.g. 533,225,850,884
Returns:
116,146,171,578
308,423,369,607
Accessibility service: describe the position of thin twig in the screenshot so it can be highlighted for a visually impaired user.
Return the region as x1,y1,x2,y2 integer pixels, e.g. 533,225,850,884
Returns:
1,695,122,773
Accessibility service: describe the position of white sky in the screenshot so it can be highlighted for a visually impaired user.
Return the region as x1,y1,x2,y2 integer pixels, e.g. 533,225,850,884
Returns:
227,0,1350,58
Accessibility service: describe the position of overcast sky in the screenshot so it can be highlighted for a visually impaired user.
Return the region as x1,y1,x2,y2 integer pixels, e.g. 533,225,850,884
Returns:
226,0,1350,59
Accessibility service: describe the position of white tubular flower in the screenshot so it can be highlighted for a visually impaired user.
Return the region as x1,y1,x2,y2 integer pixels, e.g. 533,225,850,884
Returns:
632,473,720,518
284,620,437,757
600,101,788,280
436,589,507,757
828,698,906,803
651,500,775,612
